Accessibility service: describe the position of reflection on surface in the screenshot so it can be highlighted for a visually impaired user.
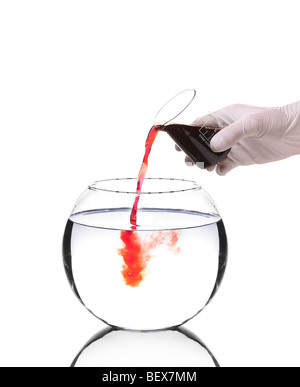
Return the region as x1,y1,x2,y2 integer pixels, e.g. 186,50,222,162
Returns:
71,327,219,367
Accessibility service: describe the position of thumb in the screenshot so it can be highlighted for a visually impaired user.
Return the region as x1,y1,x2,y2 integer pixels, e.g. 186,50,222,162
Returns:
210,116,260,152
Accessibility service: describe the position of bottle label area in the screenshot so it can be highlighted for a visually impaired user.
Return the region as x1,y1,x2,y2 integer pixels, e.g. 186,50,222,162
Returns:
198,127,219,147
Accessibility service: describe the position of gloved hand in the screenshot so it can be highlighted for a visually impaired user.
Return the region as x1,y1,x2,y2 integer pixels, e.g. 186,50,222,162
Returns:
188,101,300,175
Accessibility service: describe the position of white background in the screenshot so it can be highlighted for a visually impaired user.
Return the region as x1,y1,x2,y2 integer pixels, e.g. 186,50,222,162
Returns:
1,0,300,367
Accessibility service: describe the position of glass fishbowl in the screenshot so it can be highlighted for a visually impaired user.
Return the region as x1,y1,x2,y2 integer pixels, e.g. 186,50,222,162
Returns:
62,178,227,331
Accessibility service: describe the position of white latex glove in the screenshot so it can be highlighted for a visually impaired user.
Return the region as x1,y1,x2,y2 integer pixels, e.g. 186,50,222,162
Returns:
190,101,300,175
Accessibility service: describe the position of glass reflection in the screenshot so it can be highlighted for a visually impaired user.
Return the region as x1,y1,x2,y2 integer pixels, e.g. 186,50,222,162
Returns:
72,327,219,367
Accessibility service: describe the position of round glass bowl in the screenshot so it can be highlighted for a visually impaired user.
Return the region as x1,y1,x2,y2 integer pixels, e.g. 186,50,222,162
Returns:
62,178,228,330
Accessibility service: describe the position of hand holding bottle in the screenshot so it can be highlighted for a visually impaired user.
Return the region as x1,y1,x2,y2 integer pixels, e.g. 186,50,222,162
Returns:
181,101,300,175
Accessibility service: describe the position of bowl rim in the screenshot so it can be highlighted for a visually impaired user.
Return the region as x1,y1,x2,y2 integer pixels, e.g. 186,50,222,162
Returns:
88,177,201,195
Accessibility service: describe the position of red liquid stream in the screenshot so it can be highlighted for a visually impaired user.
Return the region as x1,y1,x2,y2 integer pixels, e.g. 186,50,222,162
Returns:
130,125,160,227
118,124,180,287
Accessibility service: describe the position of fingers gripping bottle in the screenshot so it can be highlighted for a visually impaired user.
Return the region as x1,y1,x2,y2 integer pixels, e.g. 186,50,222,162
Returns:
161,123,230,169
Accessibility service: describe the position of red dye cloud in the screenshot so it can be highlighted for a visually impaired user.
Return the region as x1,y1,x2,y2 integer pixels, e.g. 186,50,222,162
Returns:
118,230,180,287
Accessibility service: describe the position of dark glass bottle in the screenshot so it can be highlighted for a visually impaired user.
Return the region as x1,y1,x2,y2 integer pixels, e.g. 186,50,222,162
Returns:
161,124,230,169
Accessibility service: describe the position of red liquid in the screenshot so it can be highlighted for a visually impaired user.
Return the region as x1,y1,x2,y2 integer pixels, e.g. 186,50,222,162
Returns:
118,229,180,287
119,124,180,287
130,125,160,227
118,123,229,287
130,123,229,225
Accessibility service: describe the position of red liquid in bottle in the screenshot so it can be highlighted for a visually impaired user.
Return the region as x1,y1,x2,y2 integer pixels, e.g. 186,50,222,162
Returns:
162,124,230,169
